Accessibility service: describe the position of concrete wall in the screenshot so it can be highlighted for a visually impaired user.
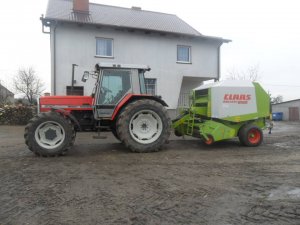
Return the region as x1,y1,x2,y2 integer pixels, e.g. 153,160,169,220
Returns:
50,24,221,109
272,100,300,120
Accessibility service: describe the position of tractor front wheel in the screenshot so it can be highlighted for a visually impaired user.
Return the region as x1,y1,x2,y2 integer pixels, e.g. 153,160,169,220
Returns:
24,112,75,156
239,124,263,147
116,99,171,153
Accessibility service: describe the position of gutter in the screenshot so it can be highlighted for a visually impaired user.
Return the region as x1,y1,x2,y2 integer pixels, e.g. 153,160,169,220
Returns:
44,17,232,43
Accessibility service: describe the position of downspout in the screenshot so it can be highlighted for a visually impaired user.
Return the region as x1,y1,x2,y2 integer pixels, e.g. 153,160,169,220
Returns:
53,23,57,95
41,15,58,95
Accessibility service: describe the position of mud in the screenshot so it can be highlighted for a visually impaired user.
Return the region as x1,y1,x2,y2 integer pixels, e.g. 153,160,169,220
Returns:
0,121,300,225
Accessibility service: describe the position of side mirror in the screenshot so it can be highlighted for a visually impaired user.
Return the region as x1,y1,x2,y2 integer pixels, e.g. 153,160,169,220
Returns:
81,71,89,82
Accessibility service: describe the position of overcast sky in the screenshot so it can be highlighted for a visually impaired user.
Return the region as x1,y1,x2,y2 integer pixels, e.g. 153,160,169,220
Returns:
0,0,299,100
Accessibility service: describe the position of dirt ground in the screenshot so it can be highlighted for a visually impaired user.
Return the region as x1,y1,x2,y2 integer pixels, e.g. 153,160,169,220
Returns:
0,121,300,225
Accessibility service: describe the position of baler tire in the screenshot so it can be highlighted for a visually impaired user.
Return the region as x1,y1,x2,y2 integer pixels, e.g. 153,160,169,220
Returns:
174,130,183,137
203,135,214,145
116,99,171,153
239,124,263,147
24,112,75,156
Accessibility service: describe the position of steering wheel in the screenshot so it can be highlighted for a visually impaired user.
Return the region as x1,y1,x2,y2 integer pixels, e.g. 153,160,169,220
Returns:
101,86,112,93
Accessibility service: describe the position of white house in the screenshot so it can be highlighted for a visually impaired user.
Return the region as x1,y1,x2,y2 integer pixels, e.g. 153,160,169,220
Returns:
42,0,230,117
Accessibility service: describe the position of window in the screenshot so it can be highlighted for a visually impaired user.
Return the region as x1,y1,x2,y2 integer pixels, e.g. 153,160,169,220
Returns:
96,38,113,57
138,71,147,94
66,86,84,96
145,78,157,95
177,45,191,63
98,70,131,105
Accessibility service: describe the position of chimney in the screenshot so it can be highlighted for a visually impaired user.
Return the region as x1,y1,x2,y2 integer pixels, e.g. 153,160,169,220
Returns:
73,0,89,13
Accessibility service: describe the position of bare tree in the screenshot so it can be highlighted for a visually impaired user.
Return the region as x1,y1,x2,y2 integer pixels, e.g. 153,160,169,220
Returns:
226,64,261,81
13,67,44,104
270,95,283,104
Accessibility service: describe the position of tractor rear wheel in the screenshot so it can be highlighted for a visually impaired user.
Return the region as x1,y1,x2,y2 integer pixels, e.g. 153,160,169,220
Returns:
111,128,120,141
116,99,171,153
239,124,263,147
24,112,75,156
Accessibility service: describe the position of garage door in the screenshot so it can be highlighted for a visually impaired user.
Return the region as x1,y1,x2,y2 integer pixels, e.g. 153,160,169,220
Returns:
289,107,299,121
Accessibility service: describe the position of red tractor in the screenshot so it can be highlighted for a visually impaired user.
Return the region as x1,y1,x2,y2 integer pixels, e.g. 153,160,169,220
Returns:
25,63,171,156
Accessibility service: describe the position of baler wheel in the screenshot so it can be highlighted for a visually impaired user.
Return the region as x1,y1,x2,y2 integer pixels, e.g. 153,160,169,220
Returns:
174,130,183,137
24,112,75,156
116,99,171,153
239,124,263,147
203,135,214,145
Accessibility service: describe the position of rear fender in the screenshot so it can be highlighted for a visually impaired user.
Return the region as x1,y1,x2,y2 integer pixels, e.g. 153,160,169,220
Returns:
111,94,168,121
50,108,81,131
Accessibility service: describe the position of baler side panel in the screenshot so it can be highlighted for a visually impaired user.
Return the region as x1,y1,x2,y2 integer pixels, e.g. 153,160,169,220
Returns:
253,82,270,118
210,85,257,122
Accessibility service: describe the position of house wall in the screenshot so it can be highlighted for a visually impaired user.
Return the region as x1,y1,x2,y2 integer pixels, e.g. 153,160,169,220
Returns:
7,95,14,104
0,86,14,104
51,23,221,110
272,100,300,121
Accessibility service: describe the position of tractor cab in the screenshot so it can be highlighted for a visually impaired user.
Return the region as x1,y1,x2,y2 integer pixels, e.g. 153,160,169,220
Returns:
83,63,150,118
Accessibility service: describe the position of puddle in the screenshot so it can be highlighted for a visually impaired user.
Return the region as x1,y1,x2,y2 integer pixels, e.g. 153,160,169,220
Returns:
268,186,300,200
271,140,300,148
272,143,290,148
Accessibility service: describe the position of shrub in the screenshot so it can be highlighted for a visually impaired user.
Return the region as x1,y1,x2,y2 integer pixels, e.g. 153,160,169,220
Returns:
0,105,37,125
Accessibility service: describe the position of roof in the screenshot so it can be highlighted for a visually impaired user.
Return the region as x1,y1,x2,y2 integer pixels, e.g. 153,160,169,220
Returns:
44,0,230,42
272,99,300,105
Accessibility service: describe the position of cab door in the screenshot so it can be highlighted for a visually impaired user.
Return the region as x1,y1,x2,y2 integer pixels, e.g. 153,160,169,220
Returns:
94,69,132,118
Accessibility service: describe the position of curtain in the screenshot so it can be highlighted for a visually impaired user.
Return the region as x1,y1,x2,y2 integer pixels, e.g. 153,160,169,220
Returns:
177,46,190,62
96,39,113,56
